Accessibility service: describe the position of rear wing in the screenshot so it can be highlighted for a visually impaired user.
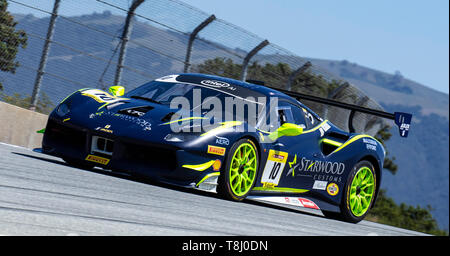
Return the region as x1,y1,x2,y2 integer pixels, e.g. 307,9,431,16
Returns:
267,86,412,138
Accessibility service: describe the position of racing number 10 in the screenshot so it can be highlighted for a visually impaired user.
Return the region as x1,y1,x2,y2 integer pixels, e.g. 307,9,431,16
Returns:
269,162,281,180
261,150,288,186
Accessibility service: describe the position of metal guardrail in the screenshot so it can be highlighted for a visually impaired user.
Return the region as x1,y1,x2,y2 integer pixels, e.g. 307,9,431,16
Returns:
2,0,390,135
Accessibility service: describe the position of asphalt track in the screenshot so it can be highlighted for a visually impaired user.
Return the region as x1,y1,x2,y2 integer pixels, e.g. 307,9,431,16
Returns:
0,143,426,236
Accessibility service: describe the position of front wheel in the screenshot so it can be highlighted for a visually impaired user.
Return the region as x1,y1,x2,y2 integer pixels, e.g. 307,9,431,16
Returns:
324,160,377,223
217,138,259,201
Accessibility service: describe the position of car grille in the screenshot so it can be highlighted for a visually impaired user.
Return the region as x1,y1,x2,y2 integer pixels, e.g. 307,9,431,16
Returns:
121,141,177,171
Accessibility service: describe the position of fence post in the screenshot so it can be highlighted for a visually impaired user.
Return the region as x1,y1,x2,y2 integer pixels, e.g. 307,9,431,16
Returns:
322,82,350,119
286,61,312,91
240,39,269,81
114,0,144,87
29,0,60,111
348,96,369,133
184,15,215,73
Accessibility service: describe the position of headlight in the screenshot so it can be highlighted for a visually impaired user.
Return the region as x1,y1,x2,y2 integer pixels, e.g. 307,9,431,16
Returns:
56,103,70,117
164,133,198,142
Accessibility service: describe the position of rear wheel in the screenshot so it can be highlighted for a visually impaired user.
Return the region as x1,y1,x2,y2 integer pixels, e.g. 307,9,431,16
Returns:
323,160,376,223
217,138,259,201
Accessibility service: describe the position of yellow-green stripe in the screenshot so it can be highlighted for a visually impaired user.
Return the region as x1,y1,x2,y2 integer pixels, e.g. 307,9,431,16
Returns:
252,187,309,193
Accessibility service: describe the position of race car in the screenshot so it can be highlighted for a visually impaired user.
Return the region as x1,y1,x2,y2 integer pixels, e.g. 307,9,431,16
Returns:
41,73,412,223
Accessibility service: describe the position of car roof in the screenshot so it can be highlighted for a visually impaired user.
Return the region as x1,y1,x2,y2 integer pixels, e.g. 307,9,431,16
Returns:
154,73,322,120
174,73,296,102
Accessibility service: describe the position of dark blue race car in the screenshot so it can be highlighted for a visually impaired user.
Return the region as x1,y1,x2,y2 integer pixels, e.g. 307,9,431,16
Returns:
42,73,411,223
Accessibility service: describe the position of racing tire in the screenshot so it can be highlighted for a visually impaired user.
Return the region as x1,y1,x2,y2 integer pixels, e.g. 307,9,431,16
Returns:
217,138,259,201
323,160,377,223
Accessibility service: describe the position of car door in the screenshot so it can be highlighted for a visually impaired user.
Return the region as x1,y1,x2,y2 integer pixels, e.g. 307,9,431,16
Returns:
260,100,326,191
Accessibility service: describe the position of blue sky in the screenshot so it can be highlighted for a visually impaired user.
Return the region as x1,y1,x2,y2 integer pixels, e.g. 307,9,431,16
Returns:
182,0,449,94
8,0,449,94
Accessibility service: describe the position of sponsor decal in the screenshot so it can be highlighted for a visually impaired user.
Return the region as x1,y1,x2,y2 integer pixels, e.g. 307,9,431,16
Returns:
319,122,331,137
287,154,297,177
366,144,377,151
400,123,410,130
271,154,285,161
312,180,328,190
81,89,124,104
262,182,276,189
327,183,339,196
287,156,345,183
284,197,301,206
136,118,152,131
215,136,230,146
85,154,110,165
363,138,377,151
212,159,222,171
250,196,319,210
95,124,113,134
156,75,177,81
298,198,319,210
302,108,315,125
89,111,151,131
313,174,342,183
124,109,146,117
200,80,235,90
363,138,377,145
261,150,289,187
207,145,226,156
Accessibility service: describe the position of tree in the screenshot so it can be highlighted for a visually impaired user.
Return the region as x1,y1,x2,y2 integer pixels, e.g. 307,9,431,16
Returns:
0,92,54,114
367,189,447,235
0,0,28,90
374,124,398,174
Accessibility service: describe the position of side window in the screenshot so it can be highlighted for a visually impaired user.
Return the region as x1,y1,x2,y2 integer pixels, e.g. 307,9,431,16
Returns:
277,106,293,125
290,104,307,127
301,107,320,128
278,101,306,127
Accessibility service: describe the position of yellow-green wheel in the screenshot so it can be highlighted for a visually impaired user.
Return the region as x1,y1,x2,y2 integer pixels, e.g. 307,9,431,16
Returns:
218,138,258,201
323,160,377,223
348,166,375,217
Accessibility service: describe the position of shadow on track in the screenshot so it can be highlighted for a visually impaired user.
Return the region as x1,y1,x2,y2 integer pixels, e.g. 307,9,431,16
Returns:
12,151,320,219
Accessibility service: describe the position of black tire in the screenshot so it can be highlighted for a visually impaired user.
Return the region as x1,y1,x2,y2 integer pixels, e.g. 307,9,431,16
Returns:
323,160,377,223
217,138,259,201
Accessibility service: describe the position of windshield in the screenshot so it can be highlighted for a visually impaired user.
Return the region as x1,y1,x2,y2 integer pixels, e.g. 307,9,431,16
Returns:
125,81,264,124
126,81,222,105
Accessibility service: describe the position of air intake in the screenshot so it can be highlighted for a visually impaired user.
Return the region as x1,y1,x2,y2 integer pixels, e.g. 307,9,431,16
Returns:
118,106,153,117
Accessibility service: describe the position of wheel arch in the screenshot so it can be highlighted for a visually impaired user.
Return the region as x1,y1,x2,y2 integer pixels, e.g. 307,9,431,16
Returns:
239,134,261,157
358,154,381,209
237,134,263,176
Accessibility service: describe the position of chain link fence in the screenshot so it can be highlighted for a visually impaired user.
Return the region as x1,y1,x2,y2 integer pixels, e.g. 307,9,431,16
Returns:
1,0,388,135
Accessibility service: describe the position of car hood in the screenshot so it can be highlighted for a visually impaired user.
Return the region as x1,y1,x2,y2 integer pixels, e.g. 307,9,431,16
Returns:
54,89,223,142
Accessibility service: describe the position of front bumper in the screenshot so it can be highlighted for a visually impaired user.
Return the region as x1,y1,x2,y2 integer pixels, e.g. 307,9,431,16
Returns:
42,118,219,187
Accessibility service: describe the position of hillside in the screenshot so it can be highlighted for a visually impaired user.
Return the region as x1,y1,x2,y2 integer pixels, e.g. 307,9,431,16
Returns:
1,12,448,230
308,58,449,118
306,59,449,230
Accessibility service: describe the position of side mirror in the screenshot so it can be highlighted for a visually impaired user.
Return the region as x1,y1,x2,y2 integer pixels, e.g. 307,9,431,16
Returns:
268,123,303,141
108,86,125,96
